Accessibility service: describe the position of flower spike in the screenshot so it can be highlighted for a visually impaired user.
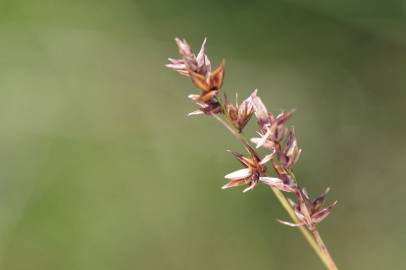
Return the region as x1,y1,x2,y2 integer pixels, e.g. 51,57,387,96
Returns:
167,37,338,270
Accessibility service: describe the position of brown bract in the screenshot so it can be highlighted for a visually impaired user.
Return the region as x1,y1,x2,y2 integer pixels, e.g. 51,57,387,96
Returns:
224,92,254,132
189,61,225,92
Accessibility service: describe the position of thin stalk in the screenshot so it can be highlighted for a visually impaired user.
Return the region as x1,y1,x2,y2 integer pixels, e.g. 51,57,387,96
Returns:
311,227,338,270
211,112,335,270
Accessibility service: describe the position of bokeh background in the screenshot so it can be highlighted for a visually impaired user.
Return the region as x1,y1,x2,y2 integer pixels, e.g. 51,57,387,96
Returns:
0,0,405,269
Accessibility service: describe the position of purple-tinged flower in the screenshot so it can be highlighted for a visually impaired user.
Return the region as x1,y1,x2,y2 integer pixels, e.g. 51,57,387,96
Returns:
166,37,225,93
279,127,302,169
259,177,297,192
222,150,273,193
224,92,254,132
278,188,337,228
260,111,295,143
250,90,295,146
167,38,225,115
260,163,298,192
250,90,271,127
250,132,275,150
166,38,211,77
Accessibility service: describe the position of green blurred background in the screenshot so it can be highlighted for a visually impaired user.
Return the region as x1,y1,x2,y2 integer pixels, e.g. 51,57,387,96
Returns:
0,0,405,269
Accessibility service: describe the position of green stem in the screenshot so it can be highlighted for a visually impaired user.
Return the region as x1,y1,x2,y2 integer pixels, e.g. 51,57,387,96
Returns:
310,227,338,270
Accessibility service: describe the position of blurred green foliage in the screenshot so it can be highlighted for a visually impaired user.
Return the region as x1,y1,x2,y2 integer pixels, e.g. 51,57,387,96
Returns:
0,0,405,269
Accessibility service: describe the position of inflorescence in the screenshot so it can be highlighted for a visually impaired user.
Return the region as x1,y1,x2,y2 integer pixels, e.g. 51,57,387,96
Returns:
166,37,338,269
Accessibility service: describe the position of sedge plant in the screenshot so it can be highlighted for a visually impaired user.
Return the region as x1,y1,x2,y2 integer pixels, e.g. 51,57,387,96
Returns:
166,37,338,270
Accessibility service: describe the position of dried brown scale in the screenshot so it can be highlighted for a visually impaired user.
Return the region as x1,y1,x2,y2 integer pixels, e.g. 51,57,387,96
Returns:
166,37,338,270
224,93,254,132
188,61,225,92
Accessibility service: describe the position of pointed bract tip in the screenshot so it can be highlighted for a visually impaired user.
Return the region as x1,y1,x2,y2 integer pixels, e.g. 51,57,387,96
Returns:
187,110,203,116
277,219,304,227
